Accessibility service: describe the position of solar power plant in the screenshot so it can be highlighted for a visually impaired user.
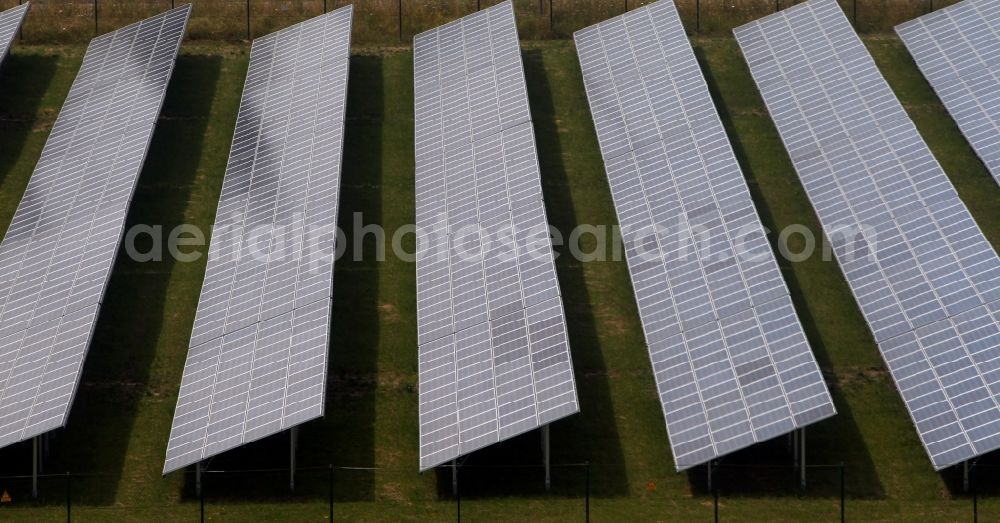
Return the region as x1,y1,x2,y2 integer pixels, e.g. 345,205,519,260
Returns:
574,0,836,471
0,3,29,67
162,6,353,474
896,0,1000,188
736,0,1000,470
413,0,579,471
0,5,190,450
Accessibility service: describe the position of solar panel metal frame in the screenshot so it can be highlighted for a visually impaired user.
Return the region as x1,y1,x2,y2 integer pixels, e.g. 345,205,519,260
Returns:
896,0,1000,188
414,0,580,472
574,0,836,471
0,2,28,68
162,5,353,474
735,0,1000,470
0,4,191,450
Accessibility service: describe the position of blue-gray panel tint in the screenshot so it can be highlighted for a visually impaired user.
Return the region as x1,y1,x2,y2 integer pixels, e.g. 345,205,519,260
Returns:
897,0,1000,187
163,6,352,474
0,5,190,449
735,0,1000,470
0,2,28,66
575,0,835,471
414,0,579,471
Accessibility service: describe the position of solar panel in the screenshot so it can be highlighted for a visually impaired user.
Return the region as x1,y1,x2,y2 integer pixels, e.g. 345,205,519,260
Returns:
0,5,190,450
0,2,28,68
574,0,836,471
896,0,1000,188
162,6,353,474
414,0,579,471
736,0,1000,470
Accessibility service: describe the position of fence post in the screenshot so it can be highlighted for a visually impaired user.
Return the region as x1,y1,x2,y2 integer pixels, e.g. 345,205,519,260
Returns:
973,463,978,523
585,462,590,523
66,472,71,523
696,0,700,34
200,471,205,523
840,463,845,523
246,0,251,40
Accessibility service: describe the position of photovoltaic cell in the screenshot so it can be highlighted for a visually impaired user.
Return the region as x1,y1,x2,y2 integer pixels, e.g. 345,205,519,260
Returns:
896,0,1000,187
574,0,836,471
414,0,579,471
735,0,1000,470
0,2,28,67
0,5,190,450
163,6,352,474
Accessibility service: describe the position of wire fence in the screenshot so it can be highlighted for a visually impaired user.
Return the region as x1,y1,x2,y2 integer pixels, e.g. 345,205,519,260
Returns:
0,0,970,45
0,461,896,522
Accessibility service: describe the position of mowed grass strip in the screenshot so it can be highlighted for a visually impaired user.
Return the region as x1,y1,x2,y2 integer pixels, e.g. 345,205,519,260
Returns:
0,35,998,522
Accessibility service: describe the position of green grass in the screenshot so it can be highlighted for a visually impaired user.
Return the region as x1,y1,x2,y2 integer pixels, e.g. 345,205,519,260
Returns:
1,33,1000,522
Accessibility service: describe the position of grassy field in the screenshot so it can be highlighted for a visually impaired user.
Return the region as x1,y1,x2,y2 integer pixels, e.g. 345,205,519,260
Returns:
0,0,973,44
1,30,1000,523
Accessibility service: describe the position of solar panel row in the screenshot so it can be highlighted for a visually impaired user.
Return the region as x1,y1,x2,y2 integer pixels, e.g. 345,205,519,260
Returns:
575,0,836,471
163,5,353,474
0,2,28,67
414,1,579,471
897,0,1000,188
736,0,1000,470
0,4,191,450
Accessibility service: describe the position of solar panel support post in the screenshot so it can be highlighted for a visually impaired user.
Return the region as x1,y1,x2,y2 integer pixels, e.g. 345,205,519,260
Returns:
696,0,700,33
289,426,298,492
712,462,719,523
964,460,970,492
94,0,98,36
542,424,551,491
31,435,38,498
328,465,333,522
799,428,806,489
195,461,202,497
585,461,590,522
246,0,251,40
398,0,403,43
454,461,461,522
706,460,713,491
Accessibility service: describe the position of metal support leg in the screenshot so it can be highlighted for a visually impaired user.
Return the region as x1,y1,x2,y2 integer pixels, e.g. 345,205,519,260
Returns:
542,425,551,491
290,426,298,492
451,460,458,497
707,460,713,492
195,461,202,498
792,429,800,469
31,435,38,498
964,460,970,493
800,428,807,489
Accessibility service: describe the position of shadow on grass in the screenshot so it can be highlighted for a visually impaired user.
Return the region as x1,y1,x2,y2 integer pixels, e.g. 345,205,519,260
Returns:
0,52,61,504
686,46,884,499
176,54,385,504
0,52,58,188
39,55,224,505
